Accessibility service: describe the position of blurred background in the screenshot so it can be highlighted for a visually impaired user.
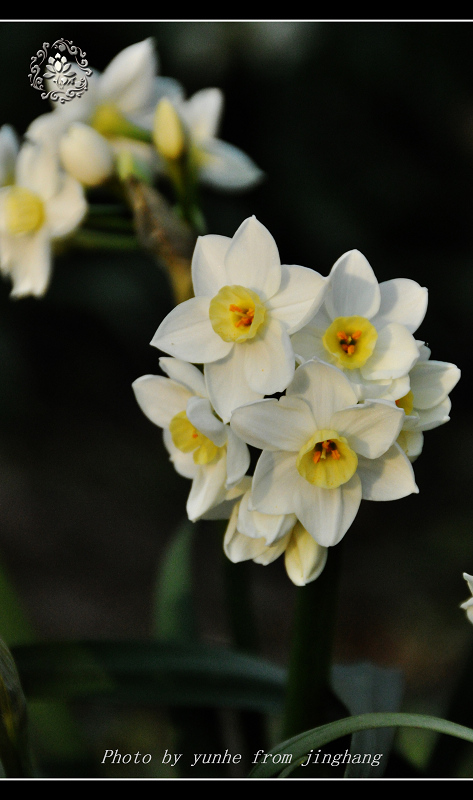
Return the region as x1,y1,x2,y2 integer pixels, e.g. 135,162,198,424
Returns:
0,20,472,777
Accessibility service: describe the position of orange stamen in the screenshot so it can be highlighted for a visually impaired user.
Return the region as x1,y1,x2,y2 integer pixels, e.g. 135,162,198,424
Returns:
312,450,321,464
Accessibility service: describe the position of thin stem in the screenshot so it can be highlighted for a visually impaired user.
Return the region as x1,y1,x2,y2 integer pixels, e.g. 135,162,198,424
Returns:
282,543,343,740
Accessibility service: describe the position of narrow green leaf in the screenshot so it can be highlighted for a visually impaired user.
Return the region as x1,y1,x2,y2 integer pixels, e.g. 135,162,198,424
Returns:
249,712,473,777
153,521,197,642
12,641,286,713
331,662,404,777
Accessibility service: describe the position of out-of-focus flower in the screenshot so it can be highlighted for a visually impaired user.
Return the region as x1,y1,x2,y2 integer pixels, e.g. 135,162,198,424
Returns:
27,38,181,186
151,216,327,422
153,87,263,191
223,483,328,586
460,573,473,624
0,140,86,297
0,125,19,187
292,249,426,402
396,343,461,461
58,122,116,187
132,357,250,522
231,359,418,548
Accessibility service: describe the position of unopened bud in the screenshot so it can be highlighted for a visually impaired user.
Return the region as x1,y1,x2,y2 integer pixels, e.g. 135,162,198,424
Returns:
153,98,186,161
59,123,114,187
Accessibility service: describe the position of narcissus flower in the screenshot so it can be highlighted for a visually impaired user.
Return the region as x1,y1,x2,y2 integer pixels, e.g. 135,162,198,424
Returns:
153,88,263,191
231,359,418,547
461,573,473,624
27,38,181,186
151,216,327,422
291,249,427,402
132,357,250,522
0,140,86,297
223,482,328,586
396,344,460,461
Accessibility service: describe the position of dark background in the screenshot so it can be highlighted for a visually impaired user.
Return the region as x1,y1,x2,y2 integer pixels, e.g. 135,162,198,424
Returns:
0,20,472,776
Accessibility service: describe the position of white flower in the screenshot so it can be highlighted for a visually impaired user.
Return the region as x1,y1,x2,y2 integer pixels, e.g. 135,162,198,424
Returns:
223,483,328,586
154,88,263,191
0,140,86,297
396,343,461,461
231,359,418,548
132,357,250,522
151,216,327,422
27,39,182,186
460,573,473,624
291,249,427,402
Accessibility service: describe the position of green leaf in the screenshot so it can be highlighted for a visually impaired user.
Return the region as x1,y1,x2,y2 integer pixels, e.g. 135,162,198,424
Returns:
153,521,197,642
12,641,286,713
249,712,473,777
331,662,404,777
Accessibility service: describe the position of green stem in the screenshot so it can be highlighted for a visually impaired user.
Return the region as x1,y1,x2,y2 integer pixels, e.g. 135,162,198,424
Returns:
69,229,140,251
282,544,343,740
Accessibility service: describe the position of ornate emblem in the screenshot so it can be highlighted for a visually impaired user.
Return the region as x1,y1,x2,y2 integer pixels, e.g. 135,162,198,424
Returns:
28,38,92,103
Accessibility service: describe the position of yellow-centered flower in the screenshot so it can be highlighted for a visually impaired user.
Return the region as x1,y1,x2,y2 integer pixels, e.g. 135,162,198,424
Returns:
209,284,266,343
169,409,223,464
322,315,378,370
296,428,358,489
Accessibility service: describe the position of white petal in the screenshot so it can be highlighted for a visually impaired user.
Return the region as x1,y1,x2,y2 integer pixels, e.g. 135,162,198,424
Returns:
397,429,424,462
186,396,227,446
132,374,191,428
198,138,264,191
410,360,461,409
284,525,328,586
230,395,315,452
266,265,327,334
361,322,419,380
238,490,296,544
327,249,381,320
416,397,451,431
244,317,295,395
182,87,223,140
0,124,19,185
224,216,281,300
186,454,228,521
374,278,428,333
357,443,419,500
163,428,197,479
295,474,362,547
290,325,329,364
158,357,207,397
204,345,263,423
286,359,358,429
59,123,114,187
202,479,249,520
224,509,287,564
16,141,60,199
191,233,231,297
225,427,251,488
98,38,158,114
329,399,404,459
151,297,233,363
251,450,301,516
46,174,87,238
6,231,51,298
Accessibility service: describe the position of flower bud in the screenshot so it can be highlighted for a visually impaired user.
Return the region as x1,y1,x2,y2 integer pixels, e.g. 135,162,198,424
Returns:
59,123,114,187
153,98,186,161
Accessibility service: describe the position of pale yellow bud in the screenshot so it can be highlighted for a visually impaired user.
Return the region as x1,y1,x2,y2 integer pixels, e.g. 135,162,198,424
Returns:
153,98,186,161
59,124,115,187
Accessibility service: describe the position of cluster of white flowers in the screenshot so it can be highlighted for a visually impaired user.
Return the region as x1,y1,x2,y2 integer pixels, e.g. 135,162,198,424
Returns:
133,215,460,586
0,38,262,298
